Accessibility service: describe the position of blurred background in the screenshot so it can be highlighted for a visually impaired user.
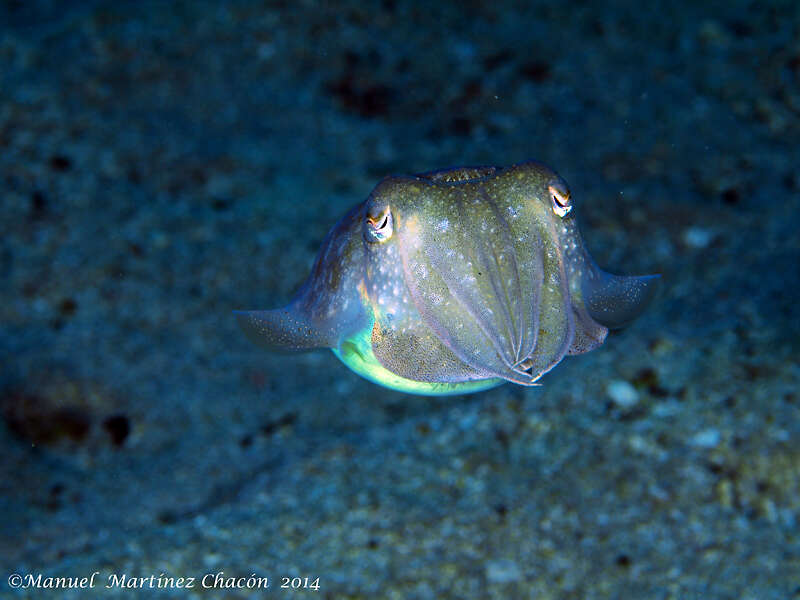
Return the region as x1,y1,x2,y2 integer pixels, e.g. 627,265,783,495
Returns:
1,0,798,597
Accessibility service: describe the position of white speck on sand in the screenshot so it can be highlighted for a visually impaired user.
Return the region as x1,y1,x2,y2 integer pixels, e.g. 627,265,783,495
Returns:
607,380,639,408
486,559,522,584
691,428,721,448
684,226,714,248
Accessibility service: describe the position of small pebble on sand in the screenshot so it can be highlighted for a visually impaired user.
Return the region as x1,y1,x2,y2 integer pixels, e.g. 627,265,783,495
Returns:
606,380,640,408
683,227,714,248
486,559,522,584
691,428,721,448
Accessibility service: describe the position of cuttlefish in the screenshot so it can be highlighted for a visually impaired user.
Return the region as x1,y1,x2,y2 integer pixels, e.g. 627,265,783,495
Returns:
237,161,659,395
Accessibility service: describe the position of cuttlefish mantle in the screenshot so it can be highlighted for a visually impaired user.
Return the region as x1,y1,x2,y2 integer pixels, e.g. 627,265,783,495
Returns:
237,161,660,396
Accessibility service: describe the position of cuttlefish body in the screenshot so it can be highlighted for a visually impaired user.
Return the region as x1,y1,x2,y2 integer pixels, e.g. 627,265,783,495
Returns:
237,162,659,395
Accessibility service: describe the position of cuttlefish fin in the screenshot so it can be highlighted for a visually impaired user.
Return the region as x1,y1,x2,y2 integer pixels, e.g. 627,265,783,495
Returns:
235,304,337,352
581,267,661,329
236,202,368,352
236,285,368,353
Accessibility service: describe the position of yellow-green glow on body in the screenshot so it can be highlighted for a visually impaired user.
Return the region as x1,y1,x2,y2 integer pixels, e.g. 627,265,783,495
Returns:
333,316,504,396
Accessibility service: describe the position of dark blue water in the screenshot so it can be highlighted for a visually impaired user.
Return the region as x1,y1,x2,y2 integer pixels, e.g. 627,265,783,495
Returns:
1,1,798,597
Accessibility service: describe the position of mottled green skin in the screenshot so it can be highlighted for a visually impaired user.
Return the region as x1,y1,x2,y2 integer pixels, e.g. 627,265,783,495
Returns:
237,161,659,395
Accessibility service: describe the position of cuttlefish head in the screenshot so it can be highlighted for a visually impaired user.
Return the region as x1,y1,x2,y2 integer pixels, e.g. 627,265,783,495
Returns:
358,162,660,387
236,161,659,394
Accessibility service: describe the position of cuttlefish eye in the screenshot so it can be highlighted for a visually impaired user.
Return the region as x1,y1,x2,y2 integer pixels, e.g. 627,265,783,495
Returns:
548,182,572,218
365,206,393,243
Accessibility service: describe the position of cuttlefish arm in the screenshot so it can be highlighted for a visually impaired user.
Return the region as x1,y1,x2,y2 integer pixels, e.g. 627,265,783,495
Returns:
235,204,368,351
556,204,660,335
580,251,661,330
583,270,660,329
